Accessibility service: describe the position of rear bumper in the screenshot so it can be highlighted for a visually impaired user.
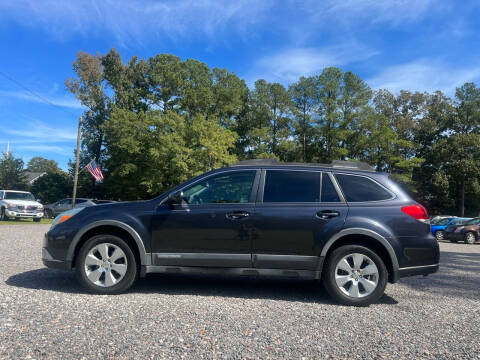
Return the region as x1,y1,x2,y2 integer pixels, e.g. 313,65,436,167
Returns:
398,263,439,278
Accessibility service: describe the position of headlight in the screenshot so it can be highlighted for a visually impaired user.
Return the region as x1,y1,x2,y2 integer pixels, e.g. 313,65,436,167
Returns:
51,207,85,229
38,205,44,210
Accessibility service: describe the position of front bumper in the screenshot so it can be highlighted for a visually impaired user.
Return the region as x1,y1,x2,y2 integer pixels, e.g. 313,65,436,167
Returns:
42,247,71,270
6,209,43,218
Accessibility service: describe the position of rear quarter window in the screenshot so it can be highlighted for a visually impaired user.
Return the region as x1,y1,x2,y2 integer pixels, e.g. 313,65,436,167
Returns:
335,174,393,202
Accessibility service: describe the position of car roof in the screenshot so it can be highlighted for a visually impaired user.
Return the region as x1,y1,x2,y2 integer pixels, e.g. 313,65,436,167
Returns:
226,159,377,174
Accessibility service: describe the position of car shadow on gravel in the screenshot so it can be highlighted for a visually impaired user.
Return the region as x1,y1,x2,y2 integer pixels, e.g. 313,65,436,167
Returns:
5,268,398,305
400,250,480,300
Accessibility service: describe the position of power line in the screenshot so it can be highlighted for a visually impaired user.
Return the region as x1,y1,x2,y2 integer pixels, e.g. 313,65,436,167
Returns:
0,70,80,117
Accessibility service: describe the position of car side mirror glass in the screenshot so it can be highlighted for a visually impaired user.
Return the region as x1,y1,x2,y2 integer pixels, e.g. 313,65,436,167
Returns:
168,191,184,205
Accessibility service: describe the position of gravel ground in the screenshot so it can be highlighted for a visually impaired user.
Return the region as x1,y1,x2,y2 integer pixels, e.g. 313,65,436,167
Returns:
1,225,479,359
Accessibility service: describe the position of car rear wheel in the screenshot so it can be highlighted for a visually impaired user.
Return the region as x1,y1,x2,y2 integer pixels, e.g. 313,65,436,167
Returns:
464,232,476,245
322,245,388,306
435,231,445,241
75,234,138,294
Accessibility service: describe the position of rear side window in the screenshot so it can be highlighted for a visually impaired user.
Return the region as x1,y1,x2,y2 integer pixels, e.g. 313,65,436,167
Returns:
263,170,320,203
321,173,341,202
335,174,393,202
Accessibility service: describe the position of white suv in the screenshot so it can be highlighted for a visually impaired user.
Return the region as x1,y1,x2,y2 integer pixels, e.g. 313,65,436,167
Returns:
0,190,44,222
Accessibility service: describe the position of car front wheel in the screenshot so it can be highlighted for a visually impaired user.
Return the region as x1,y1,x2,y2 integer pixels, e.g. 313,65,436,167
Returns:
0,208,7,221
75,234,138,294
322,245,388,306
464,232,476,245
435,231,445,241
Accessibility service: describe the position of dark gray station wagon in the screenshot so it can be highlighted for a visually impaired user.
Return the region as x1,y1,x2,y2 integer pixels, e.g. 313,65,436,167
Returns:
42,159,439,306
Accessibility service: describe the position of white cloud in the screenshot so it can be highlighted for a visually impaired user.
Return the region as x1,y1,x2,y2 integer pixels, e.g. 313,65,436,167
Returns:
367,59,480,94
1,120,76,142
0,90,83,109
306,0,440,27
0,0,273,44
249,44,378,84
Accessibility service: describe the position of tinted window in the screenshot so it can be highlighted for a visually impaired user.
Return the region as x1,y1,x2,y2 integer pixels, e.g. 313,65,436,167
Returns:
263,170,320,203
183,171,256,204
59,199,72,205
321,173,341,202
335,174,392,202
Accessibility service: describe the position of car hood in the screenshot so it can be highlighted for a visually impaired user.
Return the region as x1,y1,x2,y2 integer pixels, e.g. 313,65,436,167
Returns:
3,199,42,207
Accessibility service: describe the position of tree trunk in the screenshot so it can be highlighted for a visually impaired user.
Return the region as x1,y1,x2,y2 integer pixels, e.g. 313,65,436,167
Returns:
461,179,465,217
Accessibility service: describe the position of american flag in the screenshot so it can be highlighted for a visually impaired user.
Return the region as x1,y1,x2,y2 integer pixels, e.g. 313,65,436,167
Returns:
86,160,104,181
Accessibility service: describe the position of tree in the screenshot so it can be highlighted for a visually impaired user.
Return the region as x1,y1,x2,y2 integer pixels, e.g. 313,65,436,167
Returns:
289,76,316,162
247,80,293,160
27,157,61,173
66,51,111,196
0,153,28,190
31,172,73,203
103,108,237,200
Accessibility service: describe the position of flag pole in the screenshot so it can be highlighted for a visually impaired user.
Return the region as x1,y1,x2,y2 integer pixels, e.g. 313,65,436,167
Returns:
72,115,82,208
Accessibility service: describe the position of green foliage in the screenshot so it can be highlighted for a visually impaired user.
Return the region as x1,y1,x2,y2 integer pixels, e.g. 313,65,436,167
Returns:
103,109,237,200
27,157,61,173
31,172,73,203
0,153,28,190
65,49,480,216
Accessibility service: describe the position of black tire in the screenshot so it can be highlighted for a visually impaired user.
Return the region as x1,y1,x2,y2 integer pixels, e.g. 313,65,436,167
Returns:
434,231,444,241
464,232,476,245
322,245,388,306
75,234,138,294
45,209,54,219
33,218,41,223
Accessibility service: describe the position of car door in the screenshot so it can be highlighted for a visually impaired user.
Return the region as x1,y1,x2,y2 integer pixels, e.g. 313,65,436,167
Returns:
151,170,260,268
251,170,348,270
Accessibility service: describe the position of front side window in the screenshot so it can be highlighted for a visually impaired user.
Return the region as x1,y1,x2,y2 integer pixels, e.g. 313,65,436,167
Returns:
183,171,256,204
335,174,393,202
263,170,320,203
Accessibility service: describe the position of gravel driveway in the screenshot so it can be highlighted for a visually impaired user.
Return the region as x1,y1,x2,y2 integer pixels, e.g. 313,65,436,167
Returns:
1,225,479,359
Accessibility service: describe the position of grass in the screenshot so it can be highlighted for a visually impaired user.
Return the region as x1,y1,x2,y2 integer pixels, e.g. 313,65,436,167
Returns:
0,218,53,225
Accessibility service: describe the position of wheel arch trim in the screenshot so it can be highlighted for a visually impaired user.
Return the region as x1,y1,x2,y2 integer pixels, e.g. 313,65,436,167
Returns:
320,227,399,280
66,220,149,266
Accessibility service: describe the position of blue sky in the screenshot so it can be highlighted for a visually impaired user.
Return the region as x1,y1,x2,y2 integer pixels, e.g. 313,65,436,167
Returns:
1,0,479,170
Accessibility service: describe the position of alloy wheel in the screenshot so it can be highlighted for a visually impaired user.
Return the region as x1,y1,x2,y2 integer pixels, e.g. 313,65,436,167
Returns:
334,253,379,298
465,232,476,245
435,231,444,241
84,243,128,287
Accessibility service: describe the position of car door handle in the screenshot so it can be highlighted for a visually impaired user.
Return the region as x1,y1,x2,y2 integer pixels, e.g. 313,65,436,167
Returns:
316,210,340,219
226,211,250,220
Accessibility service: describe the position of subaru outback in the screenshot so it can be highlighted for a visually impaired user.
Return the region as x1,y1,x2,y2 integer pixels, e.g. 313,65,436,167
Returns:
42,159,439,306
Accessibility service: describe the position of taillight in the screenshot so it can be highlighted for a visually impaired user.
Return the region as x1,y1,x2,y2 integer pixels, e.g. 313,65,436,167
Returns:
401,204,429,222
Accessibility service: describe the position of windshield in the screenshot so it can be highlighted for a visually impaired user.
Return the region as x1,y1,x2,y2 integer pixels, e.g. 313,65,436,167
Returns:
465,218,480,225
4,192,35,201
434,218,453,226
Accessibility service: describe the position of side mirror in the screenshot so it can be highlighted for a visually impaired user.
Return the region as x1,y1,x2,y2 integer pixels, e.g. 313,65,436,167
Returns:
167,191,184,205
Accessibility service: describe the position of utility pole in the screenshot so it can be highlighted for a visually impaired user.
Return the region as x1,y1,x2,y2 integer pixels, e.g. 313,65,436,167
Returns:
72,115,82,208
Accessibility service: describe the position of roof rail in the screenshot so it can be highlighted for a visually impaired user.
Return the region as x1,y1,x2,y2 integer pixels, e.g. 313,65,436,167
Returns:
232,159,374,171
